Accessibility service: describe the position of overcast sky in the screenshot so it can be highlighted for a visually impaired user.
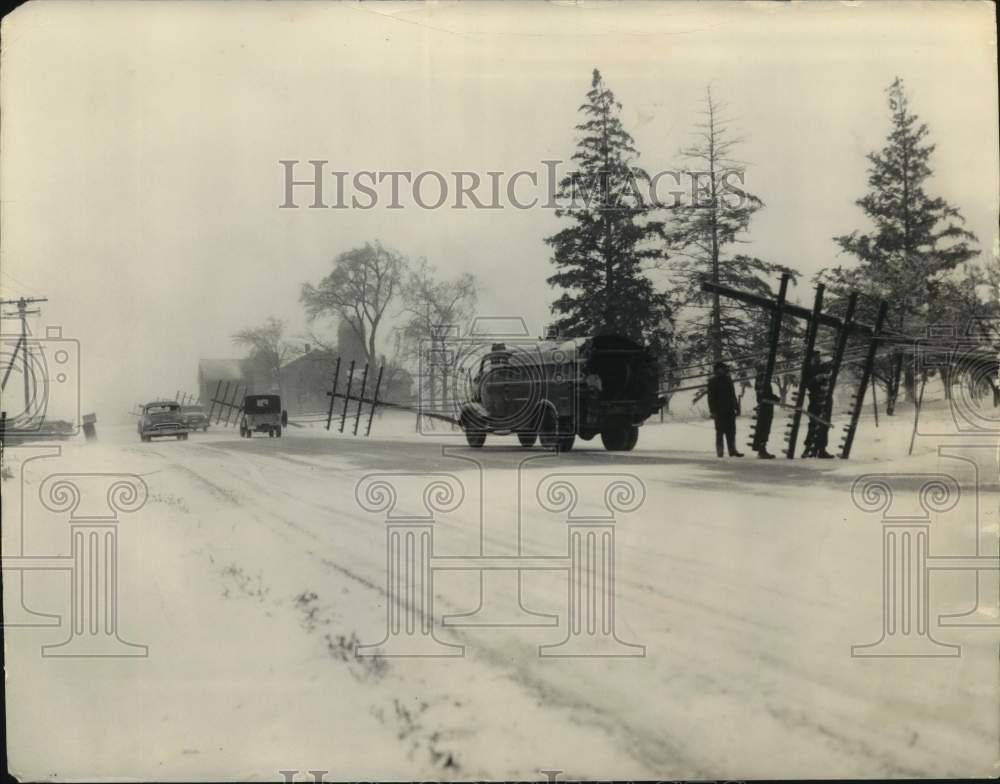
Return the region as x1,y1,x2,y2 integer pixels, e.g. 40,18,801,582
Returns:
2,0,997,422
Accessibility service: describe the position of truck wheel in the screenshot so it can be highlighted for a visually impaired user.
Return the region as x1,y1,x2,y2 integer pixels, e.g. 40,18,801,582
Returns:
557,432,576,452
275,426,282,438
517,431,537,448
538,407,559,450
465,430,486,448
460,411,486,448
268,428,274,438
601,423,629,451
623,425,639,451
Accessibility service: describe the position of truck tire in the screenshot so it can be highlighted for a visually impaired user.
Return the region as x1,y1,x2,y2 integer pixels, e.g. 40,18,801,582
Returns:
538,406,558,449
275,426,282,438
601,422,637,451
460,410,486,448
517,431,537,448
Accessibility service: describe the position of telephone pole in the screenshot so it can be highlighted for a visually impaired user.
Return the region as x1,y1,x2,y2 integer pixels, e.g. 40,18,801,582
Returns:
1,297,48,420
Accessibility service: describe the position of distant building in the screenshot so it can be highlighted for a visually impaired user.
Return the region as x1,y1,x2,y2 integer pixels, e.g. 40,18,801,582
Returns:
278,348,415,417
337,319,368,365
200,318,416,418
279,349,339,415
197,358,251,407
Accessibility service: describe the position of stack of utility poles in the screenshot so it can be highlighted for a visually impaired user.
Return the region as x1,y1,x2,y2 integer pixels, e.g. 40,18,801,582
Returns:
700,277,889,460
324,356,385,436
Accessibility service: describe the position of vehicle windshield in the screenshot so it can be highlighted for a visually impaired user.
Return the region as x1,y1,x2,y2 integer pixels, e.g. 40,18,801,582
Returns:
244,395,281,414
146,404,179,415
181,406,204,414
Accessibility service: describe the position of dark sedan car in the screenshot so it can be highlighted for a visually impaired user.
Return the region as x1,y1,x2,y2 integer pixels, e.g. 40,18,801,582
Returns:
138,401,191,442
181,405,210,432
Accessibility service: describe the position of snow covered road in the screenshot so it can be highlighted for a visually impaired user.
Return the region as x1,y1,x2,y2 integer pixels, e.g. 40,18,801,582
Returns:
4,411,998,780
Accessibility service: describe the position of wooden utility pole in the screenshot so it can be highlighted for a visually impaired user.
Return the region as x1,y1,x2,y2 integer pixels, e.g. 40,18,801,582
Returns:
207,381,222,422
1,297,48,419
825,292,858,420
748,273,789,453
340,360,355,433
840,301,889,459
762,274,791,390
353,363,369,436
365,364,384,436
785,284,825,459
325,357,342,431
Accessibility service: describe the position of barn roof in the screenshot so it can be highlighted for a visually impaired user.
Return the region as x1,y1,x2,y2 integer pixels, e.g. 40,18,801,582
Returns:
280,349,338,372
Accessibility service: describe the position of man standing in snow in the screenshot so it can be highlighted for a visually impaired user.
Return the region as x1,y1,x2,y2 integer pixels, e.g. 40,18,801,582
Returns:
752,361,778,459
707,361,743,458
802,352,834,459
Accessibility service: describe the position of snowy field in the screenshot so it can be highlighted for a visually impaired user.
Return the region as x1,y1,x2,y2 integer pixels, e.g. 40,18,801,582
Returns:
4,395,998,781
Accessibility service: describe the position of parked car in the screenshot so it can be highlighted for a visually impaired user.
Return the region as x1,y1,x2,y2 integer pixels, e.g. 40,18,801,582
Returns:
240,394,288,438
138,401,190,442
181,405,209,432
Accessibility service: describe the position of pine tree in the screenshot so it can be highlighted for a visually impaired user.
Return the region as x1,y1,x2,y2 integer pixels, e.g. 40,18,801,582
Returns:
667,86,796,372
823,77,979,409
545,69,672,352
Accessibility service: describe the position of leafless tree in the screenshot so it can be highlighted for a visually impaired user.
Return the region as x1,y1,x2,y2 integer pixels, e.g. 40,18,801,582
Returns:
231,316,302,395
398,258,478,410
300,241,405,366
